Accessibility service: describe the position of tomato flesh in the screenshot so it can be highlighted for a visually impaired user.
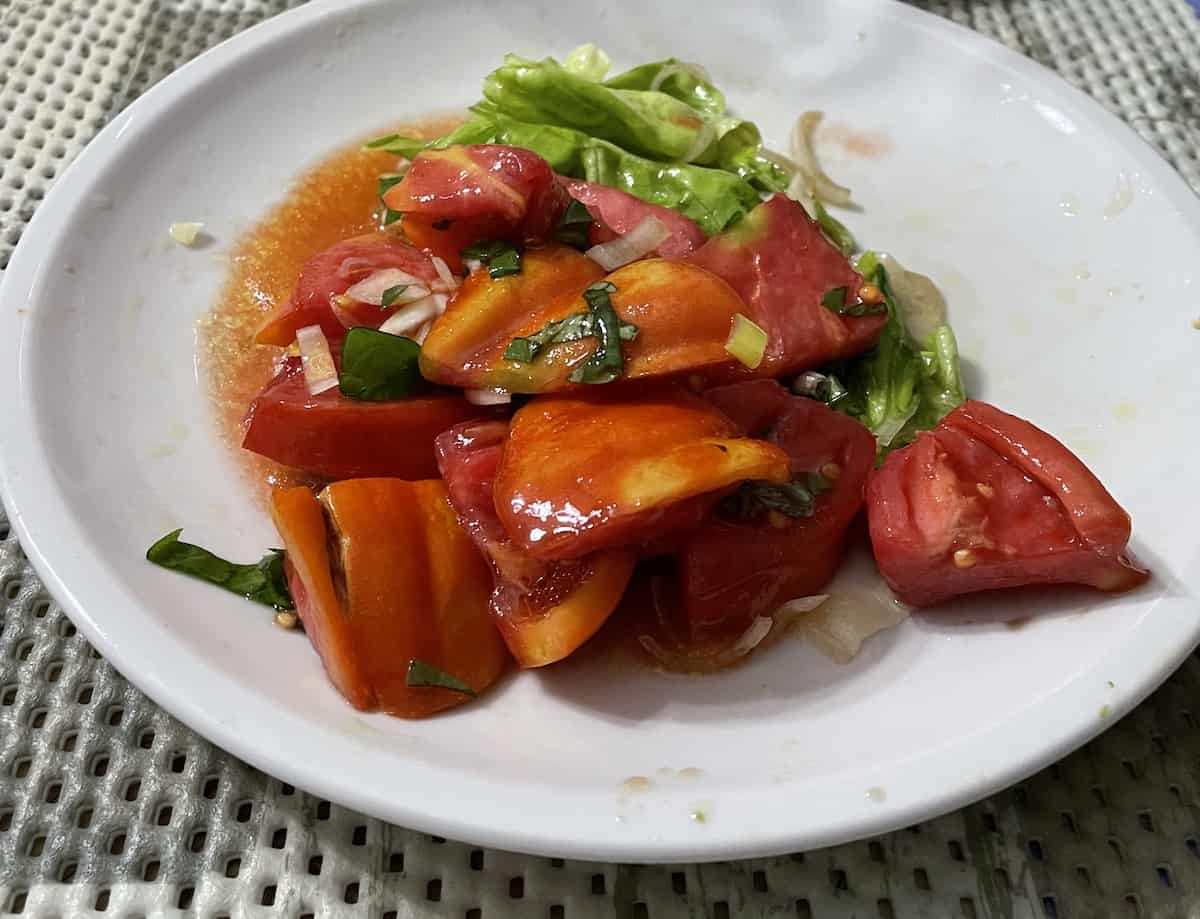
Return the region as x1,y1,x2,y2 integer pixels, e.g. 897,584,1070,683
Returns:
687,194,885,375
680,384,877,632
562,178,706,258
435,420,635,667
255,233,438,347
867,400,1150,607
494,387,791,561
242,357,488,480
384,145,569,241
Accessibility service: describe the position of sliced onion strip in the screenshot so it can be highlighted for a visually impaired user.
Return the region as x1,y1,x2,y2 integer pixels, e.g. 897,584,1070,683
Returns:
585,216,670,271
377,293,446,337
344,268,429,306
430,255,459,293
680,120,716,164
790,111,853,208
295,324,338,395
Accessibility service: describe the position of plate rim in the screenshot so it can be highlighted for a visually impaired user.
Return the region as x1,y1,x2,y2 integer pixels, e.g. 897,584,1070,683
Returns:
1,0,1198,862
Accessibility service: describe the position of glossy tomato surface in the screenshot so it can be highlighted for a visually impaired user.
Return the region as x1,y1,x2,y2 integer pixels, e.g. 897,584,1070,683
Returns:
242,357,487,480
681,384,878,631
493,387,790,561
867,400,1150,607
255,233,438,346
271,479,508,718
562,178,706,258
687,195,885,375
435,420,635,667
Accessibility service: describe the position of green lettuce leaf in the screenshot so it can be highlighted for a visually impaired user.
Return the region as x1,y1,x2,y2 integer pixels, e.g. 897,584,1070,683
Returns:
832,252,965,455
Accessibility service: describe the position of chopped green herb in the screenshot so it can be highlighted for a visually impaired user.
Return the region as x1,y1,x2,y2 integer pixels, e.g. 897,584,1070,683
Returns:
378,172,406,197
554,199,594,248
719,473,832,521
381,208,403,227
380,285,409,309
339,328,424,401
822,285,886,318
504,305,638,364
812,198,856,255
146,530,293,610
406,660,477,696
567,281,632,384
461,240,523,279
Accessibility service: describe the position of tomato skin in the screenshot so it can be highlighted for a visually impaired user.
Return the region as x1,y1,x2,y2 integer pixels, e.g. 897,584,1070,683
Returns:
420,252,749,393
687,195,885,375
242,357,488,480
494,388,791,561
384,145,569,240
401,214,511,273
271,480,508,718
562,178,706,258
435,420,635,667
867,400,1150,607
701,379,795,436
255,233,438,347
680,390,877,632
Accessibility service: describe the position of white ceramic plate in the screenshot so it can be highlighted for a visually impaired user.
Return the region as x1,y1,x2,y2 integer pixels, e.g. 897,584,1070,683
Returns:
2,0,1198,863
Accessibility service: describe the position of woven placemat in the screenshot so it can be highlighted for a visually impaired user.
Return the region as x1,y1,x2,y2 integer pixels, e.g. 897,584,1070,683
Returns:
1,1,1199,916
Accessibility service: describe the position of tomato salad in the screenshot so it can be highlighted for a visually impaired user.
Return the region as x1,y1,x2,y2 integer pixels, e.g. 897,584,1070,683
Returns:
150,46,1149,718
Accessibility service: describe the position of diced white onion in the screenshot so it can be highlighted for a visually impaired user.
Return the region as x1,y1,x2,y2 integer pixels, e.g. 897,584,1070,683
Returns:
790,111,854,208
464,388,513,406
793,371,829,398
344,268,429,306
430,256,459,293
168,222,204,246
585,217,671,270
295,324,338,395
412,320,433,345
377,293,446,337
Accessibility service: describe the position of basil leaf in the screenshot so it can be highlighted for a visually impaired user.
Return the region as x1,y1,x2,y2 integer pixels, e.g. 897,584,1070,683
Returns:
378,172,406,197
380,285,409,309
461,240,523,279
822,285,886,318
146,530,293,610
821,286,849,312
381,208,403,227
719,473,832,522
504,307,638,364
554,199,594,249
406,660,477,696
566,282,633,384
339,328,424,401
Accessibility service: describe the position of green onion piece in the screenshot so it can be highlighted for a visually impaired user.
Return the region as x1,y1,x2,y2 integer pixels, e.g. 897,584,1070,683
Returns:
146,530,293,610
554,199,594,249
380,285,409,309
339,328,424,401
567,281,629,384
461,240,523,279
725,313,768,369
405,660,477,696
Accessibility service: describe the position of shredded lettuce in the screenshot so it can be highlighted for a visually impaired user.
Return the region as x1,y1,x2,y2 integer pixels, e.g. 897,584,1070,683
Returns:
831,252,965,455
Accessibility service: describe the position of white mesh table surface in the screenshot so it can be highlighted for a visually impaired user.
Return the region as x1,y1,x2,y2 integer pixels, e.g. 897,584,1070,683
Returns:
2,1,1200,916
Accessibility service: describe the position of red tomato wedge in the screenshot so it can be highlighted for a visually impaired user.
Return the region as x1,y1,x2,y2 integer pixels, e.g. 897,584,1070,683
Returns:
383,145,569,241
494,388,791,561
401,213,510,274
270,480,508,717
687,194,885,376
420,250,749,393
242,357,487,480
255,233,439,347
562,178,706,258
681,384,877,632
435,420,635,667
867,400,1150,607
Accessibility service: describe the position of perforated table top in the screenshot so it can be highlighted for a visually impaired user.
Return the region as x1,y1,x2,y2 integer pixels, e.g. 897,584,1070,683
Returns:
2,2,1200,917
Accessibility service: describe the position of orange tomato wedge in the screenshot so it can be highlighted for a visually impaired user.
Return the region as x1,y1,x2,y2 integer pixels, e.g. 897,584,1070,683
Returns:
271,480,508,718
493,388,791,561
